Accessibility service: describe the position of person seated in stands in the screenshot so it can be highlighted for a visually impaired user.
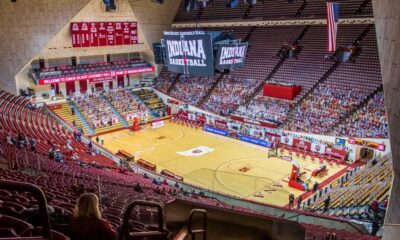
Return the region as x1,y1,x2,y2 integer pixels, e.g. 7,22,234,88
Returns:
70,193,117,240
323,195,331,213
6,135,14,145
27,101,37,110
369,200,379,213
108,118,113,126
66,139,73,152
29,138,36,152
54,149,64,163
134,183,142,193
22,195,67,227
49,147,55,160
72,184,86,197
379,199,388,213
72,119,77,127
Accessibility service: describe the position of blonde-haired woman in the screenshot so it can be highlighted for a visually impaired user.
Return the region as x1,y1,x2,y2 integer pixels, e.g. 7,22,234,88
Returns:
70,193,116,240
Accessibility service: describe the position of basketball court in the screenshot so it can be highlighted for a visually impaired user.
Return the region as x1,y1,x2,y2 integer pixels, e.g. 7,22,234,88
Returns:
98,121,347,207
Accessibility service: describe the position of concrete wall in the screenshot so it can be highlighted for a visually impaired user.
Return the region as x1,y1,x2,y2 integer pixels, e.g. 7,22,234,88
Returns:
0,0,181,94
0,0,90,94
371,0,400,239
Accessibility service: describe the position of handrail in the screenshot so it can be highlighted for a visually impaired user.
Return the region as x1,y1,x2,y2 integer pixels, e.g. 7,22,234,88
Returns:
188,209,207,240
120,200,166,239
0,180,52,240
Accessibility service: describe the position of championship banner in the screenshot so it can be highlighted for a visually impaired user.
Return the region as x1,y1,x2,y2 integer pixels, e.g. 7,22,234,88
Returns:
98,22,108,46
311,143,326,154
71,22,81,48
163,31,214,76
80,22,90,48
115,22,124,45
89,22,99,47
215,43,248,69
106,22,116,46
71,22,138,48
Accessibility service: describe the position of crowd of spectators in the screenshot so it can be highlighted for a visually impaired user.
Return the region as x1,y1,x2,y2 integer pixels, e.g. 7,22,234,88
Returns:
154,72,178,93
235,94,293,124
287,84,369,134
203,76,262,116
334,92,388,138
104,89,149,121
72,93,119,129
169,75,216,106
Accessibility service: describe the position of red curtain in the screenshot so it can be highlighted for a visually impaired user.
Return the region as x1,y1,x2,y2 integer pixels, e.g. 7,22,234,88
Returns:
66,81,75,95
80,80,87,93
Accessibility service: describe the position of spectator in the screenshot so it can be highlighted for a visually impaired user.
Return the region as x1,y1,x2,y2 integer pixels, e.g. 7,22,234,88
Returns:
371,218,380,236
29,138,36,152
312,182,319,193
297,195,303,210
288,194,295,209
7,135,14,145
323,195,331,213
134,183,142,193
70,193,117,240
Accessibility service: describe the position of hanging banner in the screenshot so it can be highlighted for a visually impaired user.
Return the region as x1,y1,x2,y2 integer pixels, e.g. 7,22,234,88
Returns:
71,22,81,48
106,22,116,46
163,31,214,76
130,22,138,44
89,22,99,47
123,22,131,45
80,22,90,47
98,22,108,46
115,22,124,45
215,43,248,69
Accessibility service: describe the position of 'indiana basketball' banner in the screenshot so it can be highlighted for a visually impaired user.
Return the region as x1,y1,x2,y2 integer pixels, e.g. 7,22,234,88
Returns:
163,31,214,76
215,43,248,69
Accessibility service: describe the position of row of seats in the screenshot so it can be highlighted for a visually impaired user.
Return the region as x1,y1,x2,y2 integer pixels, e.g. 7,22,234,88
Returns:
104,88,149,122
133,89,168,119
169,75,217,106
0,90,381,239
174,0,373,22
72,93,123,133
201,75,262,116
305,156,391,220
32,59,150,80
334,91,388,138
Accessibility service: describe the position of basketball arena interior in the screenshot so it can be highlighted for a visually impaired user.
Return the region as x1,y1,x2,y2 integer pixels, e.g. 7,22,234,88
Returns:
0,0,399,239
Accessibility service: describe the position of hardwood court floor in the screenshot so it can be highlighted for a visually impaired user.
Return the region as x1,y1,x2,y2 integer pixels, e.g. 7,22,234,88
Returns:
99,122,346,207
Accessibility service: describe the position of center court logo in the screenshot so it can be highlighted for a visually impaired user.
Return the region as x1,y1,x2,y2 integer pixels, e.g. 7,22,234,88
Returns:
177,146,214,157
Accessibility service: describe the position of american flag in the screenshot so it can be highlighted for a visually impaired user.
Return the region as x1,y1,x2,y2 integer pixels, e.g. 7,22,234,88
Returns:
326,2,340,52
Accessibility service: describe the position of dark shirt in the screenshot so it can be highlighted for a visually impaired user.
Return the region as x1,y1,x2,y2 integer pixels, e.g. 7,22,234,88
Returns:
70,216,116,240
